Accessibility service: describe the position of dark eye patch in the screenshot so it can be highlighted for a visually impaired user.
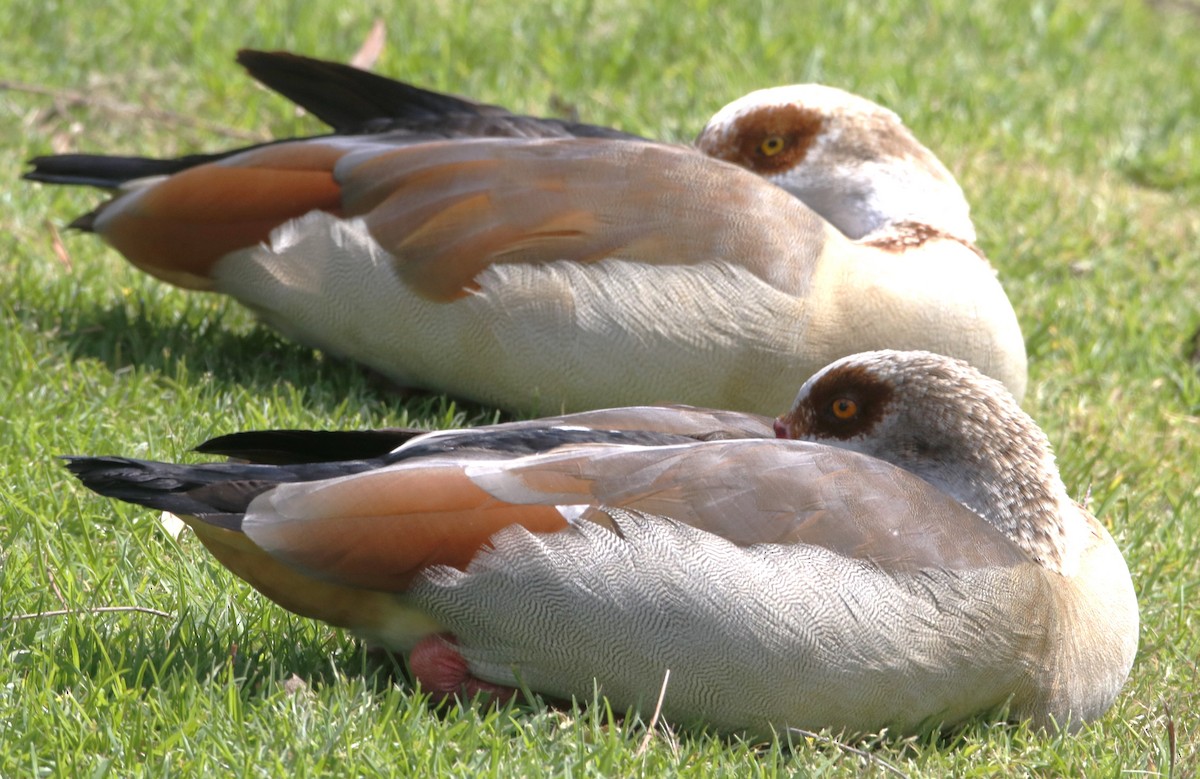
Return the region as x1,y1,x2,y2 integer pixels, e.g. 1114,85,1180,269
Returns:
798,364,894,439
730,104,824,174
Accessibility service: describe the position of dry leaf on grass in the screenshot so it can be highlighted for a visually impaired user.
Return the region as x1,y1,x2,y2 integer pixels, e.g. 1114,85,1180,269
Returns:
350,19,387,70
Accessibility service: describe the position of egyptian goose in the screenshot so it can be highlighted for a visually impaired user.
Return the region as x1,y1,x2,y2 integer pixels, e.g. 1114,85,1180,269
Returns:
26,52,1027,413
65,350,1137,736
236,50,979,243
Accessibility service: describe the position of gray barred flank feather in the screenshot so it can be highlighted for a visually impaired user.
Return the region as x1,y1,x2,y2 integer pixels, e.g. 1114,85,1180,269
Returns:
409,515,1052,734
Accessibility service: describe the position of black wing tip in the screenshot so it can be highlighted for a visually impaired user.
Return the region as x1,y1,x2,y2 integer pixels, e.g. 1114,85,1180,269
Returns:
60,453,159,484
23,157,119,191
24,151,235,189
60,454,163,505
195,428,421,464
66,212,98,231
236,48,334,71
235,47,268,62
59,453,274,521
61,454,134,477
233,46,501,129
237,48,644,142
236,47,296,65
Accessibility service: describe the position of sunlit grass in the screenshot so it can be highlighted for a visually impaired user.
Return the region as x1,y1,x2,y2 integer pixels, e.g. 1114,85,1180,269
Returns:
3,0,1198,775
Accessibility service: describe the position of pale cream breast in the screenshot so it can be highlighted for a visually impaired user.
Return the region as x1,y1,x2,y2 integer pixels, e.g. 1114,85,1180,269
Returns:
215,210,1026,413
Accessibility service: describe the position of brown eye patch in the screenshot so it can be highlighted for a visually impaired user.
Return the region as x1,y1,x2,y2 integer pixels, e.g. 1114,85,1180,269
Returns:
711,104,825,174
790,364,895,440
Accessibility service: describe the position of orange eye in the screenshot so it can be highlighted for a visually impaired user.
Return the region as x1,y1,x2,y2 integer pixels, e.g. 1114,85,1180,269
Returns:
830,398,858,420
759,136,785,156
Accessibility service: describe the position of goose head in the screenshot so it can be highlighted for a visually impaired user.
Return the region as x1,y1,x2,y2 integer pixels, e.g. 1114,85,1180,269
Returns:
776,349,1079,573
697,85,976,244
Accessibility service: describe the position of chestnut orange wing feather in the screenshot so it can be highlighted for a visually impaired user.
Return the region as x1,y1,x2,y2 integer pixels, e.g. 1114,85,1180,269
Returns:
88,142,348,289
81,135,836,301
336,138,835,301
242,461,570,590
186,519,424,633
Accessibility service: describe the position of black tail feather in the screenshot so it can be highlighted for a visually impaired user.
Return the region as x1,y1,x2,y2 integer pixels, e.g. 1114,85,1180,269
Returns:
236,49,644,141
67,211,99,232
24,50,645,199
23,152,234,189
62,454,380,521
63,456,279,517
195,428,423,465
236,49,503,132
197,426,705,468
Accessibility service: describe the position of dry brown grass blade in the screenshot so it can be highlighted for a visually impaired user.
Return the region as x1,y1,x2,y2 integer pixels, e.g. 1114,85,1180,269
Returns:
44,220,73,271
7,606,172,622
1164,701,1177,778
351,19,387,69
1,79,268,141
786,728,911,778
44,561,68,609
634,668,671,757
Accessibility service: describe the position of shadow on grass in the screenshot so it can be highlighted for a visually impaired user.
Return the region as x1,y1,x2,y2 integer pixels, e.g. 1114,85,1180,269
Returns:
35,294,503,426
10,593,1036,756
10,603,413,699
9,605,560,733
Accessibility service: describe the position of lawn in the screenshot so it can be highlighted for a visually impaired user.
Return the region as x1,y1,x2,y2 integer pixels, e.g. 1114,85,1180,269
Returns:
2,0,1198,775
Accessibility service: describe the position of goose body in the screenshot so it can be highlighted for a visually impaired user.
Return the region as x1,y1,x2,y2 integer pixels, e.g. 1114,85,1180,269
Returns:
27,52,1027,413
66,350,1136,735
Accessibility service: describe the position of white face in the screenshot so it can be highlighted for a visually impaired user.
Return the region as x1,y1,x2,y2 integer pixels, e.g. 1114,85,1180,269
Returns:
700,84,900,136
697,85,975,242
777,350,1005,490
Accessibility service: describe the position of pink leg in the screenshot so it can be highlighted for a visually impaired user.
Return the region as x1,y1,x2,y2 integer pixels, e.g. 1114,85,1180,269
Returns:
408,633,520,703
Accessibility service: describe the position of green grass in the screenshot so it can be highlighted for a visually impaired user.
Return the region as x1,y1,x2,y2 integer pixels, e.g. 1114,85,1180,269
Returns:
2,0,1198,774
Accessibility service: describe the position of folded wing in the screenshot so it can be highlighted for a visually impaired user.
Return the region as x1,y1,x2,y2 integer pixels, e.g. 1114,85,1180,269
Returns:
244,438,1030,593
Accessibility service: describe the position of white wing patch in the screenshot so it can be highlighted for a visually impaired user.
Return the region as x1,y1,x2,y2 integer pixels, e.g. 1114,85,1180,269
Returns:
555,504,592,524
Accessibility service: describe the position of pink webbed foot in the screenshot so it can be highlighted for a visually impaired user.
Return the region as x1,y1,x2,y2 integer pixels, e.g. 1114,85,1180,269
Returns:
408,633,521,704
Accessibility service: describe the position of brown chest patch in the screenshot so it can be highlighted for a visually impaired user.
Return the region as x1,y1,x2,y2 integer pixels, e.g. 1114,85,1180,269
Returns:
861,221,987,260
